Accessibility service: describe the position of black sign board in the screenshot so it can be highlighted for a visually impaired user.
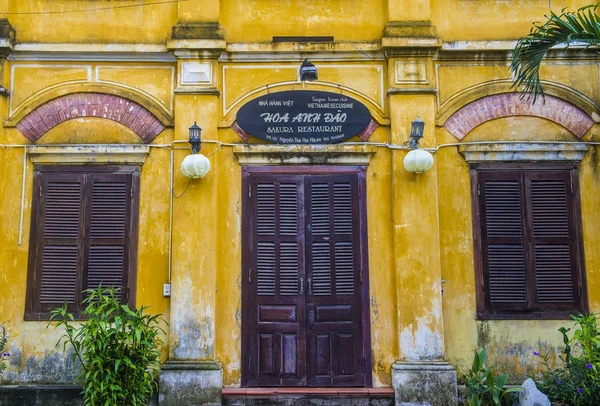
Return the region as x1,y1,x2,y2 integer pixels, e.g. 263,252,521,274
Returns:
235,90,372,144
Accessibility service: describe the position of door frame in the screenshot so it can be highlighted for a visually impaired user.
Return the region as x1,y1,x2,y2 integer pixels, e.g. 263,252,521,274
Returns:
240,165,372,387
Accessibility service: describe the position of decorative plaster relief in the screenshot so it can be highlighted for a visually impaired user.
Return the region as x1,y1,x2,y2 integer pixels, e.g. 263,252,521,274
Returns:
181,62,212,85
395,61,428,85
444,93,594,139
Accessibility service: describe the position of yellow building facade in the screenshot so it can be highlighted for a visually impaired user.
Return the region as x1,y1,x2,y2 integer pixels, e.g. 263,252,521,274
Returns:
0,1,598,405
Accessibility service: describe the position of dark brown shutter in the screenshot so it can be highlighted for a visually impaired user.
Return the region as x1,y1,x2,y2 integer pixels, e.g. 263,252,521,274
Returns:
245,175,307,386
26,167,139,319
306,174,363,386
86,174,133,302
38,174,86,309
480,175,528,311
527,172,579,310
476,168,585,317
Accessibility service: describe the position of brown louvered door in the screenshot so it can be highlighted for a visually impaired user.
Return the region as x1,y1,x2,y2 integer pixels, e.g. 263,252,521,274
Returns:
306,175,363,386
245,175,307,386
478,169,584,315
243,170,367,387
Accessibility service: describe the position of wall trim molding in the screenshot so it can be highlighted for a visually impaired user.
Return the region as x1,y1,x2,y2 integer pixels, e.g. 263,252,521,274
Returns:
458,142,590,163
233,144,377,165
27,145,150,165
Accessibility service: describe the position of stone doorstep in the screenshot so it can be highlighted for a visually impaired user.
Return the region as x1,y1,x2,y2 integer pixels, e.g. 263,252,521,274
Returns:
222,388,395,406
223,387,394,396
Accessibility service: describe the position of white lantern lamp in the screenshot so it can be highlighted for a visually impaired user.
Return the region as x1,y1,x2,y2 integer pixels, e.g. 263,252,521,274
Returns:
403,116,434,174
181,122,211,179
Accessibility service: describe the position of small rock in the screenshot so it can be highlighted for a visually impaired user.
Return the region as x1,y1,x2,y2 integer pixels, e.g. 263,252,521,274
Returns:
518,378,551,406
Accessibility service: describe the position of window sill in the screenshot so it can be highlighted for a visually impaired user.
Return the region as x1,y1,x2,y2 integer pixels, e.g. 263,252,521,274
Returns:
477,310,585,321
24,312,86,322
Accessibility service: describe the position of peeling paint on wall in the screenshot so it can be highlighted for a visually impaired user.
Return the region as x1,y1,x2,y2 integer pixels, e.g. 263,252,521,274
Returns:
400,315,444,361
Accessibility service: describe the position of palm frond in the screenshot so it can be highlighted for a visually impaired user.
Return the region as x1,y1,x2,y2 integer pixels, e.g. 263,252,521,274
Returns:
511,4,600,102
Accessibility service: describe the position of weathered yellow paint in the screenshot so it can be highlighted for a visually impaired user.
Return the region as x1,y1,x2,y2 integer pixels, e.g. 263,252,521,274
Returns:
95,65,175,113
432,0,591,41
220,0,387,42
6,1,178,44
10,66,90,111
0,0,599,392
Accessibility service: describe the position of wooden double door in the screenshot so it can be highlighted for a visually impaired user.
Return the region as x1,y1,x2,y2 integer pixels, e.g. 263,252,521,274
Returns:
242,167,371,387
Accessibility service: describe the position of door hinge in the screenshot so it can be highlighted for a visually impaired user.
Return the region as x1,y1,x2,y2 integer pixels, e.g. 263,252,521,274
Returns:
131,186,134,198
477,183,480,196
249,187,252,199
360,269,363,284
39,186,42,198
570,182,574,196
248,268,252,284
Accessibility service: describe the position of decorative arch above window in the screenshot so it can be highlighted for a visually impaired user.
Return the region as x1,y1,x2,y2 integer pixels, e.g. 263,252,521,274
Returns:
444,93,595,140
16,93,166,143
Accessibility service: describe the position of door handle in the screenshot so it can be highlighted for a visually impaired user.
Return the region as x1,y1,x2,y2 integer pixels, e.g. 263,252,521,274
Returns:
299,278,304,295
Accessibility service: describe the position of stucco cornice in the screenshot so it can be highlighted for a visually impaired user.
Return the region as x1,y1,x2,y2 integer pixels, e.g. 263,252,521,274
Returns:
459,143,589,163
28,144,150,165
233,144,377,166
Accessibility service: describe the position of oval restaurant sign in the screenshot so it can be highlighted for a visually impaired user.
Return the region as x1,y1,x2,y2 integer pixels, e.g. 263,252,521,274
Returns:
233,90,376,144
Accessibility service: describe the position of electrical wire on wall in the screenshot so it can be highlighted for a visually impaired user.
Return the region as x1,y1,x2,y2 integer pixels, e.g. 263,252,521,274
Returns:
0,0,190,15
3,138,598,285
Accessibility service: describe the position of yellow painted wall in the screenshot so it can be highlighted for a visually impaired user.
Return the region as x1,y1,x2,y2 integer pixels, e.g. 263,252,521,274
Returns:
0,64,174,382
0,0,599,391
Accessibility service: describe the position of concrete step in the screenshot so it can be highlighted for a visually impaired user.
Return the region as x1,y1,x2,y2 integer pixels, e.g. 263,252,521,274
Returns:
222,388,394,406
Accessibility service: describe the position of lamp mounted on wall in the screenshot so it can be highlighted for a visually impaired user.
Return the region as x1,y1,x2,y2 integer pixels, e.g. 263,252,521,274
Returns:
299,59,318,81
403,116,434,174
181,121,211,179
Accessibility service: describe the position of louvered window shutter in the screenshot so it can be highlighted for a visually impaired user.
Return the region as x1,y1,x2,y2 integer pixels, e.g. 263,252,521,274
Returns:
86,174,133,302
480,174,527,312
36,173,86,312
477,168,585,317
26,168,138,319
527,172,580,311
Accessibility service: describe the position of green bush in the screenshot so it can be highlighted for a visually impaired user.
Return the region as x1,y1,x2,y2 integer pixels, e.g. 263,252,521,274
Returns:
463,348,521,406
536,313,600,406
0,324,9,375
49,286,165,406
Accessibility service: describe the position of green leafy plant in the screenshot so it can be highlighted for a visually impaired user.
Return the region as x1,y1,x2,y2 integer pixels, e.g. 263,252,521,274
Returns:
48,286,165,406
511,4,600,101
463,348,522,406
536,313,600,406
0,324,9,375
